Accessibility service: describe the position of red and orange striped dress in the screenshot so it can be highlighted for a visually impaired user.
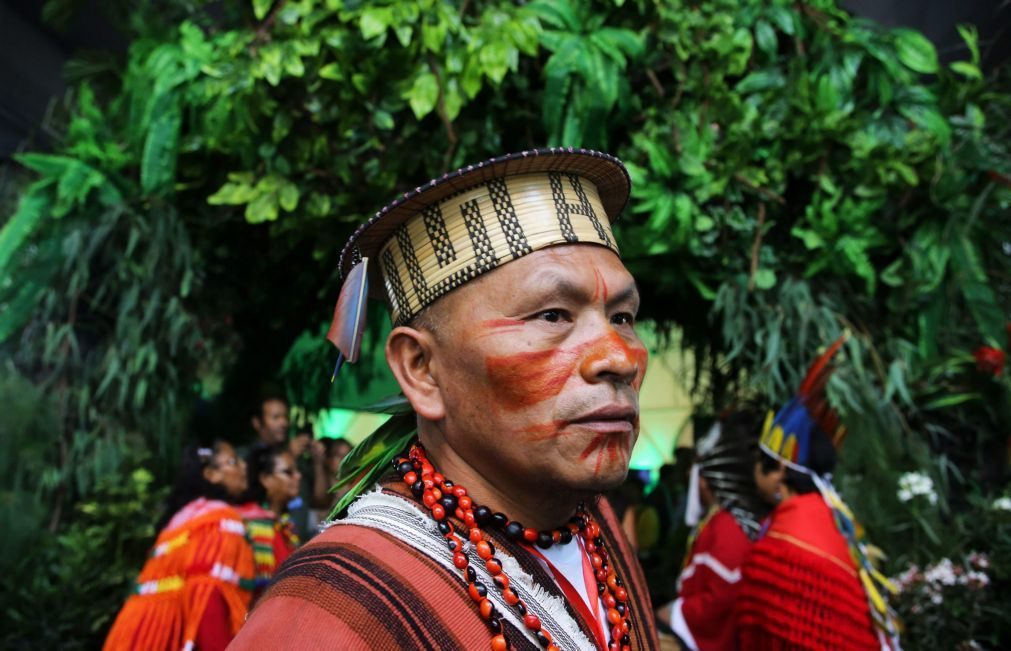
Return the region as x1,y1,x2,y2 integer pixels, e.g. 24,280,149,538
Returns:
103,498,255,651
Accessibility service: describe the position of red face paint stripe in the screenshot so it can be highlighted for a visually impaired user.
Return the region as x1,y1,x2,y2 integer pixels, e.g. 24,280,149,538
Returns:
479,318,526,330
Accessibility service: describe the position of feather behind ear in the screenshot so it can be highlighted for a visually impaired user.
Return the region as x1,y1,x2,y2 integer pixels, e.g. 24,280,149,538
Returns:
326,258,370,376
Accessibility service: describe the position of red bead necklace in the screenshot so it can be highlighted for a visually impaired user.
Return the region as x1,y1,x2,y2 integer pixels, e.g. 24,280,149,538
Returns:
395,443,633,651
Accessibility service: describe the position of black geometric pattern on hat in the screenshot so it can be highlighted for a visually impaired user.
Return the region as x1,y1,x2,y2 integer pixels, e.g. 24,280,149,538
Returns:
338,148,630,281
460,198,499,271
567,173,612,249
423,203,456,268
487,178,532,259
395,224,431,305
548,172,578,243
381,248,409,319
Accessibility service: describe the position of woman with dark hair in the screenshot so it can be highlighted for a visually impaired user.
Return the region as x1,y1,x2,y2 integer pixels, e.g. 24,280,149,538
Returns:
236,445,302,596
104,441,255,651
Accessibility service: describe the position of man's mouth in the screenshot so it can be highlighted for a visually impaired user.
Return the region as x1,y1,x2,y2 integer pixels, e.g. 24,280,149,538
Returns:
567,405,638,434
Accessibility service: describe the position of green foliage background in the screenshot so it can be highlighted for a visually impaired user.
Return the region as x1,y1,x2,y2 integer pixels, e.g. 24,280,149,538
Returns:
1,0,1010,647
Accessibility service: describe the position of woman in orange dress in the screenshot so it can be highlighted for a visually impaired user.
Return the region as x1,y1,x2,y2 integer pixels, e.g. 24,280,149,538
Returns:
104,441,255,651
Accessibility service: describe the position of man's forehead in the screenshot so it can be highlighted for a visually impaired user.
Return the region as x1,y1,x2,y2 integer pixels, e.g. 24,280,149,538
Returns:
504,245,633,283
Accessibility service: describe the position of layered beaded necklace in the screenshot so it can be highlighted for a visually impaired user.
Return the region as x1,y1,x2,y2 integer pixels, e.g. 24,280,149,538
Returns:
394,443,633,651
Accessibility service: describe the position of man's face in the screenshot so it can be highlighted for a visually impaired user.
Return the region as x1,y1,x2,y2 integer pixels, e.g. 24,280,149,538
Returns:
254,399,290,445
426,245,647,494
753,459,785,506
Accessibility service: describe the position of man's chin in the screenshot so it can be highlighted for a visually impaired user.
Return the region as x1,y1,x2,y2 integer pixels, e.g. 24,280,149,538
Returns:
570,464,629,494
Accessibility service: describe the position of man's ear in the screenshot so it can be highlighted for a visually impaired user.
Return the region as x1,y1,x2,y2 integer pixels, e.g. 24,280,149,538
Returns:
386,326,446,422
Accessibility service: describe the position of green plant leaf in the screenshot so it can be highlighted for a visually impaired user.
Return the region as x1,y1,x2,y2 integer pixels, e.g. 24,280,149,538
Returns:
894,28,939,74
406,71,439,119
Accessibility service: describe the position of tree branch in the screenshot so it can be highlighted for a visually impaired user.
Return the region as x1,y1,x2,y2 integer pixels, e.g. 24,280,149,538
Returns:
748,202,766,291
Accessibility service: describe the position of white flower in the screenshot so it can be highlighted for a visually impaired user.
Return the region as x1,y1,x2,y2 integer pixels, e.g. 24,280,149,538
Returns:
992,496,1011,511
924,558,957,586
897,471,938,505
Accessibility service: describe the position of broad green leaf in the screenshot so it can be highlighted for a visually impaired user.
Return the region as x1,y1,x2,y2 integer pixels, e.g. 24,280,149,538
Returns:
754,268,777,290
736,70,785,94
246,192,279,223
279,183,299,212
360,7,392,41
0,186,49,274
894,28,938,74
372,109,395,130
252,0,272,21
754,20,777,56
406,71,439,119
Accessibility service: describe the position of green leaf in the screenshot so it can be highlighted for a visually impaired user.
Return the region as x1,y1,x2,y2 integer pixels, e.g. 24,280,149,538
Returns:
735,70,785,94
950,234,1004,346
406,71,439,119
0,185,50,273
331,411,417,517
754,268,777,290
207,173,256,205
956,24,980,64
360,7,392,41
318,62,344,80
754,20,777,56
0,281,46,343
372,109,395,130
950,61,981,81
894,28,939,74
252,0,272,21
246,192,279,223
279,183,300,212
140,94,181,195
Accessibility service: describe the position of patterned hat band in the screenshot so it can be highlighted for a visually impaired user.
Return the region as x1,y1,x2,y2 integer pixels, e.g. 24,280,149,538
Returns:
378,171,619,325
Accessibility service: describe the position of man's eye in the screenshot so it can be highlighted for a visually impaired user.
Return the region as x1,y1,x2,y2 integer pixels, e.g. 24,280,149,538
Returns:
536,309,565,323
612,312,635,326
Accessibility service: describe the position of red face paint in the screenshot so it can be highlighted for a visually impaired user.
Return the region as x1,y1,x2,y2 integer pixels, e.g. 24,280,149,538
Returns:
591,267,609,303
485,332,648,410
479,318,525,330
484,343,588,409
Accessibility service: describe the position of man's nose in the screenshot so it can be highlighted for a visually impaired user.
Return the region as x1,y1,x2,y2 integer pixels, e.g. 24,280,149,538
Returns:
578,331,642,385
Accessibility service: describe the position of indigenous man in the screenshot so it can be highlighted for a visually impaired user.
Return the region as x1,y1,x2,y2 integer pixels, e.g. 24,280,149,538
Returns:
231,149,658,650
735,337,900,650
656,410,768,651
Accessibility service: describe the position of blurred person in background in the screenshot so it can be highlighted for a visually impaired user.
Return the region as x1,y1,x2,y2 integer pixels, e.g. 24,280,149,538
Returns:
314,437,353,510
736,338,900,650
104,441,254,651
237,445,302,600
607,472,646,550
250,393,291,450
656,409,769,651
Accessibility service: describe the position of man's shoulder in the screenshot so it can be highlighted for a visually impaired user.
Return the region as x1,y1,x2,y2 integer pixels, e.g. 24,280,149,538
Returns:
233,522,493,650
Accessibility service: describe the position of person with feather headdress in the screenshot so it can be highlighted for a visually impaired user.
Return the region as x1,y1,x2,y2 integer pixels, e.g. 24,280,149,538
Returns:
231,149,659,650
735,336,901,651
656,409,770,651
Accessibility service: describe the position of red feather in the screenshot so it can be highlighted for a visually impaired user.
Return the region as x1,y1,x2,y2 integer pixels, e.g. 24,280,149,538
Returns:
797,334,848,443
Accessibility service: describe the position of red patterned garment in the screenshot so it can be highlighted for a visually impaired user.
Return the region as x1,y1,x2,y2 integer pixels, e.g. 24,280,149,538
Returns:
671,507,752,651
736,493,882,650
231,478,658,650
